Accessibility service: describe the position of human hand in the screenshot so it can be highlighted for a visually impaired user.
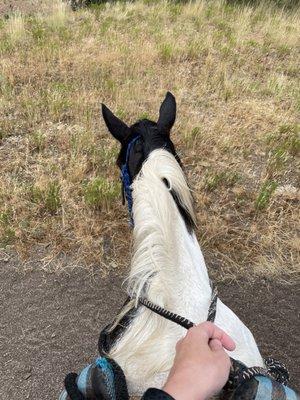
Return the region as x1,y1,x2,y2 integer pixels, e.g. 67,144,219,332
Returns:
162,322,236,400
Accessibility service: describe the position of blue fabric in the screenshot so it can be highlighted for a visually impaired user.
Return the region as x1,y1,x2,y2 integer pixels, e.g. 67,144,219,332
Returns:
254,376,299,400
120,136,140,226
59,357,117,400
284,384,299,400
255,376,273,399
58,389,68,400
95,357,116,400
77,364,92,397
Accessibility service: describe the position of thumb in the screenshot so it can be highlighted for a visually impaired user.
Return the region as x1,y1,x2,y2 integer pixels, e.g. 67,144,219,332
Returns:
209,338,223,351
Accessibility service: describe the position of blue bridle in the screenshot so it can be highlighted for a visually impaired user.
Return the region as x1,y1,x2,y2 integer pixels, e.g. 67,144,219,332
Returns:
120,135,140,226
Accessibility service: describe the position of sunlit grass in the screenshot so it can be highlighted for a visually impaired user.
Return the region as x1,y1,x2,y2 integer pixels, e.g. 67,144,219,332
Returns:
6,13,26,44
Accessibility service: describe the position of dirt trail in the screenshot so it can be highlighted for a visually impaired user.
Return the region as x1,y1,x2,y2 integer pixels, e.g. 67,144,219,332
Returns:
0,258,299,399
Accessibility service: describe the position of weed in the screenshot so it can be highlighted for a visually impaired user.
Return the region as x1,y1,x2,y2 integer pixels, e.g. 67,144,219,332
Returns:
159,43,174,62
47,1,68,30
266,124,300,173
204,171,240,191
29,182,61,214
45,182,61,213
83,177,120,210
0,210,15,247
184,126,202,146
138,112,150,120
278,124,300,156
255,180,278,210
30,130,46,152
6,13,26,45
0,227,16,246
0,210,12,226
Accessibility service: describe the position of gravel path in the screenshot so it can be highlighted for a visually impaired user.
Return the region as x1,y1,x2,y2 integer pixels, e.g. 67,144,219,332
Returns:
1,258,299,399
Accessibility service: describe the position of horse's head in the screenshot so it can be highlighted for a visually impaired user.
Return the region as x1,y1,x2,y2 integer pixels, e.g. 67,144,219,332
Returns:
102,92,194,230
101,92,179,181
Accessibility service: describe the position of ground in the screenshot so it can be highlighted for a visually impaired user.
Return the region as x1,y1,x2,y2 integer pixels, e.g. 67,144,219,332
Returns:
1,255,299,399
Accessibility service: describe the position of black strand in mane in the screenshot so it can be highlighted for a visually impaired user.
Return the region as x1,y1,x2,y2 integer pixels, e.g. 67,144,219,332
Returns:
162,178,196,234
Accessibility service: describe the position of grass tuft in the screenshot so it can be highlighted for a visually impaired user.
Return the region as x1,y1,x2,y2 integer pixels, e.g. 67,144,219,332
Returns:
6,13,26,45
204,171,240,191
83,177,120,210
255,180,278,210
47,1,69,30
0,210,16,246
266,124,300,174
30,130,46,152
29,181,61,214
159,43,174,62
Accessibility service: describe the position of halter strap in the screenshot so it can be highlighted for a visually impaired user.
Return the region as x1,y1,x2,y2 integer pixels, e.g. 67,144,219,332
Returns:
120,136,140,226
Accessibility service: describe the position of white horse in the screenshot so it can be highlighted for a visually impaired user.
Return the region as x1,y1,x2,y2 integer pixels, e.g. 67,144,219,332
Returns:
101,92,264,396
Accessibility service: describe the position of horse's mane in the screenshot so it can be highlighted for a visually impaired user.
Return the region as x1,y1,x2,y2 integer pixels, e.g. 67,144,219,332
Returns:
108,149,195,339
128,149,196,301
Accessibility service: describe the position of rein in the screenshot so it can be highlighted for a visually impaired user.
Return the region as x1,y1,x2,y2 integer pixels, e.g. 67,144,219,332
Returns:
138,282,218,329
136,287,290,390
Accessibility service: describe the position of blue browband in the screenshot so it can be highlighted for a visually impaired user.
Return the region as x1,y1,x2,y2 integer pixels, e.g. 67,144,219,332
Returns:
120,135,140,226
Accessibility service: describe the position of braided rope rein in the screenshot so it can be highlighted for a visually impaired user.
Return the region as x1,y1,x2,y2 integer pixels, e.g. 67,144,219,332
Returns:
63,285,290,400
138,285,289,388
138,283,218,326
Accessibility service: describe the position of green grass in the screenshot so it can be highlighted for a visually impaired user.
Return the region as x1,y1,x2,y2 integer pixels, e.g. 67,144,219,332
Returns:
30,130,46,152
29,181,61,214
204,170,241,191
83,177,120,210
0,210,16,246
266,124,300,175
255,180,278,210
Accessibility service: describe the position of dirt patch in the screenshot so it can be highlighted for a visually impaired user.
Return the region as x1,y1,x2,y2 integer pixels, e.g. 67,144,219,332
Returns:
0,258,299,399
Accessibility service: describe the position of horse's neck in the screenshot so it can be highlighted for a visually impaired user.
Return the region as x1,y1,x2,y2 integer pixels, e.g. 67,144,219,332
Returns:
139,208,211,321
129,151,212,322
169,222,212,320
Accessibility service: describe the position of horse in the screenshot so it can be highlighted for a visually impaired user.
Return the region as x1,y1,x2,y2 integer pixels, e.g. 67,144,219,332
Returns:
101,92,264,396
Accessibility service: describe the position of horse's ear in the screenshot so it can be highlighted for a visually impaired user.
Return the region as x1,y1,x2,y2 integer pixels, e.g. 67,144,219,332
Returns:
157,92,176,134
102,103,130,143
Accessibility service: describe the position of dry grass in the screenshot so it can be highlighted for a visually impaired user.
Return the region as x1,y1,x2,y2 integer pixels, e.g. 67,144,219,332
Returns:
0,0,299,279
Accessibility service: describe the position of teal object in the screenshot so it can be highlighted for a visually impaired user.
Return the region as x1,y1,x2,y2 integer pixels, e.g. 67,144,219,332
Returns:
59,357,116,400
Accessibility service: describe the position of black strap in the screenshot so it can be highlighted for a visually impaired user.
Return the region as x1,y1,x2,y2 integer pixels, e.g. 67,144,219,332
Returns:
207,284,218,322
225,357,290,392
98,297,136,355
